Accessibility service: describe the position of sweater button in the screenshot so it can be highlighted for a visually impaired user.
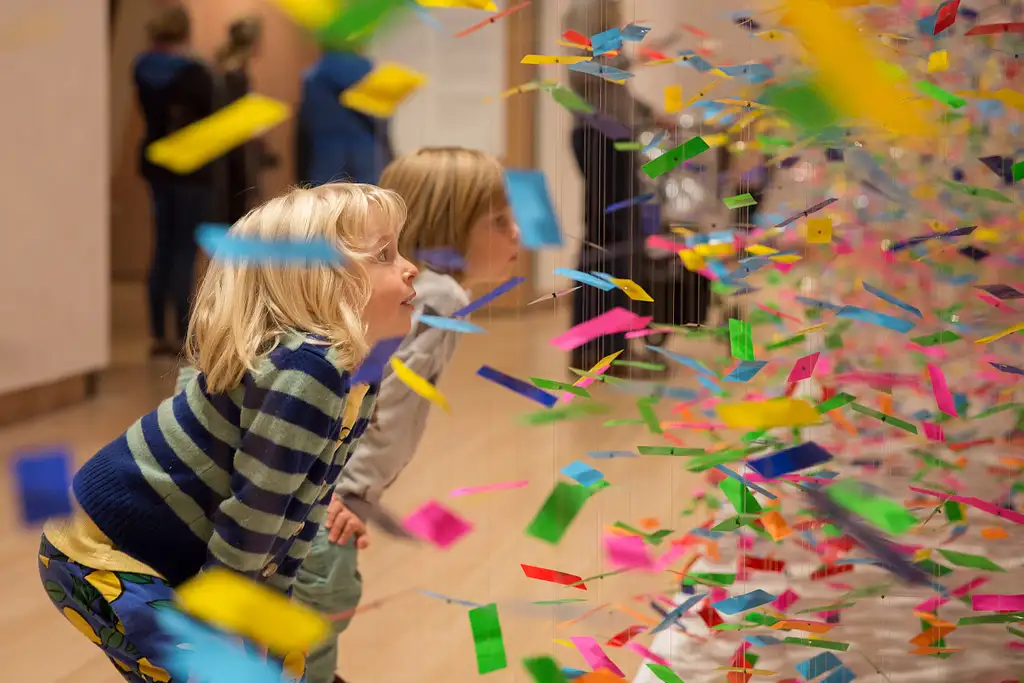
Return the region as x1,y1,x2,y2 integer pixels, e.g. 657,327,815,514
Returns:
261,562,278,578
292,522,305,538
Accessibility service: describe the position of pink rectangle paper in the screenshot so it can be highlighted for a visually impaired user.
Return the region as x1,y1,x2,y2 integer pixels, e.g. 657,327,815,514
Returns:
627,642,671,667
605,534,654,570
926,362,958,416
449,480,528,497
922,422,945,442
772,589,799,611
971,594,1024,612
550,307,651,351
787,352,820,382
403,500,472,549
570,636,625,677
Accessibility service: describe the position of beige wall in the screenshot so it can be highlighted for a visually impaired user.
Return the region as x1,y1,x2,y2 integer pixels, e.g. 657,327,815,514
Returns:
110,0,318,282
0,0,110,394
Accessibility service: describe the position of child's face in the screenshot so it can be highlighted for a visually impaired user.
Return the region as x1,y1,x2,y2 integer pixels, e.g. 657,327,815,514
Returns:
363,216,419,343
463,206,521,285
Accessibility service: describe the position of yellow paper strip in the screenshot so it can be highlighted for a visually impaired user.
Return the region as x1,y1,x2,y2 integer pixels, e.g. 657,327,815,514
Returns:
521,55,592,65
610,278,654,302
146,94,290,175
267,0,341,30
391,357,450,412
717,398,822,429
341,62,426,118
975,321,1024,345
419,0,497,9
177,568,328,655
665,85,684,113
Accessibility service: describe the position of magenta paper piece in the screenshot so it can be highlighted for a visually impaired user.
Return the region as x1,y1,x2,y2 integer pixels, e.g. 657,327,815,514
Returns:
403,500,473,549
922,421,945,442
914,596,948,613
570,636,625,677
653,543,688,572
926,362,958,417
550,307,651,351
605,534,654,570
909,486,1024,524
772,589,799,612
971,594,1024,611
952,577,989,597
561,362,610,405
449,480,528,497
646,234,684,252
627,642,670,666
787,352,821,383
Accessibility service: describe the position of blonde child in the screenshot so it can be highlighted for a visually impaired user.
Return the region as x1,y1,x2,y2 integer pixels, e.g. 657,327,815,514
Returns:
38,183,420,682
291,147,520,683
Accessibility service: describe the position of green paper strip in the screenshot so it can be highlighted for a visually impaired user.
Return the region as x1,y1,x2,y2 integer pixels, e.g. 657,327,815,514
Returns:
468,604,508,674
614,360,667,371
532,599,588,605
646,663,686,683
549,85,595,114
605,418,646,426
910,330,962,346
729,318,755,361
757,134,794,148
826,479,918,535
711,514,760,531
944,500,965,523
724,192,758,209
795,602,857,614
937,548,1007,572
816,392,856,414
523,656,567,683
974,402,1022,419
638,397,663,435
938,178,1013,203
642,136,711,179
525,482,591,544
613,141,644,151
683,572,736,586
766,333,807,351
316,0,406,46
638,446,706,456
958,613,1024,625
721,476,762,514
913,559,953,577
530,377,590,397
850,403,919,434
522,402,610,425
782,637,850,651
745,612,779,626
713,623,750,631
914,80,967,109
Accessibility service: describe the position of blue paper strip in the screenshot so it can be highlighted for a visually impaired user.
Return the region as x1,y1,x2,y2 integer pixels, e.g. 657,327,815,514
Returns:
156,611,283,683
728,257,769,280
621,23,650,41
748,442,833,479
712,589,776,615
745,635,785,647
647,346,717,376
796,652,843,680
351,336,404,384
587,450,637,459
990,362,1024,376
724,360,768,383
504,170,562,250
651,592,707,633
604,192,655,214
416,247,465,271
570,61,633,81
477,365,558,408
14,449,72,524
454,277,526,317
642,130,666,154
821,666,856,683
698,375,722,394
714,465,778,500
561,460,605,487
836,305,916,333
863,282,923,319
591,27,622,55
196,224,345,265
416,314,484,334
553,268,617,291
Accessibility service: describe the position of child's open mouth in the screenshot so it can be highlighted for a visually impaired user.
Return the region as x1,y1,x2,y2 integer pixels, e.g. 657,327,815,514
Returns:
401,293,416,307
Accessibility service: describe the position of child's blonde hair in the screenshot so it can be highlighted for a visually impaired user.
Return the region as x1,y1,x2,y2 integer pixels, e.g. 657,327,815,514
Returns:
378,147,507,268
186,183,406,393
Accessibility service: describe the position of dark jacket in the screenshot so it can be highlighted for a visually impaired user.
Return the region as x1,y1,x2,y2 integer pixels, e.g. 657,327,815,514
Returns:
218,68,257,222
134,50,215,185
296,51,394,186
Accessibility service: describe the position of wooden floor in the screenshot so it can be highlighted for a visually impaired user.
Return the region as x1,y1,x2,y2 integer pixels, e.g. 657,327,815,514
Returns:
0,284,714,683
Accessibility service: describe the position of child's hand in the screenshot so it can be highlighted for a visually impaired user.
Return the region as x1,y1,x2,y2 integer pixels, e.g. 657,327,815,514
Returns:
326,495,370,549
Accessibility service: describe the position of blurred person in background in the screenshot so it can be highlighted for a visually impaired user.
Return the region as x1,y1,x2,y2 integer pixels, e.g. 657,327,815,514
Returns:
212,14,277,224
134,4,214,357
295,41,395,187
563,0,677,376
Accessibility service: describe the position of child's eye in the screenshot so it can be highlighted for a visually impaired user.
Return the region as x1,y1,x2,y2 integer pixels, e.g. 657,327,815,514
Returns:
377,247,392,263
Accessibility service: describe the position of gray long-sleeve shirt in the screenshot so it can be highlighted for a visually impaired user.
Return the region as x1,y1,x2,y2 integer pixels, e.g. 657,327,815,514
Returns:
334,269,470,505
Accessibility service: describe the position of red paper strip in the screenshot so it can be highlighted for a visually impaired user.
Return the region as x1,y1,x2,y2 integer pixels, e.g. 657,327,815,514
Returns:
520,563,587,590
699,602,725,629
743,556,787,572
455,0,531,38
563,29,591,46
965,22,1024,35
606,624,646,647
810,563,854,580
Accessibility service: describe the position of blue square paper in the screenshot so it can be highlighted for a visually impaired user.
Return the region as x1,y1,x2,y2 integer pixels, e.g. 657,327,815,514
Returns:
14,448,73,524
504,170,562,250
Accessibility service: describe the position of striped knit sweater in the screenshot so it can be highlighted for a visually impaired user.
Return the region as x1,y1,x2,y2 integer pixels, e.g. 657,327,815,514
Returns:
72,331,377,592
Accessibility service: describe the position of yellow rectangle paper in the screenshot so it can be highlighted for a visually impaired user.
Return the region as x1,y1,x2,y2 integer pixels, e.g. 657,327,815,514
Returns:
521,55,591,65
267,0,342,30
610,278,654,302
745,244,779,256
146,94,290,175
717,398,822,429
176,568,328,654
419,0,497,8
341,62,426,118
927,50,949,73
391,357,450,411
665,85,683,113
680,250,706,271
806,218,832,243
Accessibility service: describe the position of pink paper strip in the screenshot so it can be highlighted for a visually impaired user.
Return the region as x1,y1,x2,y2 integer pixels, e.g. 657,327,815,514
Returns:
562,360,613,404
646,234,684,252
952,577,989,597
448,480,528,497
922,422,945,442
787,352,821,383
653,543,688,572
971,594,1024,612
772,588,799,612
626,642,671,667
570,636,625,677
403,500,473,549
551,307,652,351
926,362,958,416
914,596,949,613
909,486,1024,524
605,534,654,570
661,421,727,430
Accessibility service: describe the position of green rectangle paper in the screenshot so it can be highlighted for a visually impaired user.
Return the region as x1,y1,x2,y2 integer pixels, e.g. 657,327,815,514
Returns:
937,548,1006,572
914,80,967,108
468,604,507,674
638,446,706,456
721,477,762,514
850,403,919,434
782,637,850,651
523,656,567,683
911,331,962,347
817,392,856,414
724,193,758,209
613,141,644,151
826,479,917,535
646,663,686,683
530,377,590,397
641,136,710,179
766,333,806,351
549,85,595,114
729,318,755,361
525,482,591,544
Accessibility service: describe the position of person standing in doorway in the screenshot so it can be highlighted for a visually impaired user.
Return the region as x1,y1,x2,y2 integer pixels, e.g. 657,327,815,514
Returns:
296,44,395,187
134,4,215,357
